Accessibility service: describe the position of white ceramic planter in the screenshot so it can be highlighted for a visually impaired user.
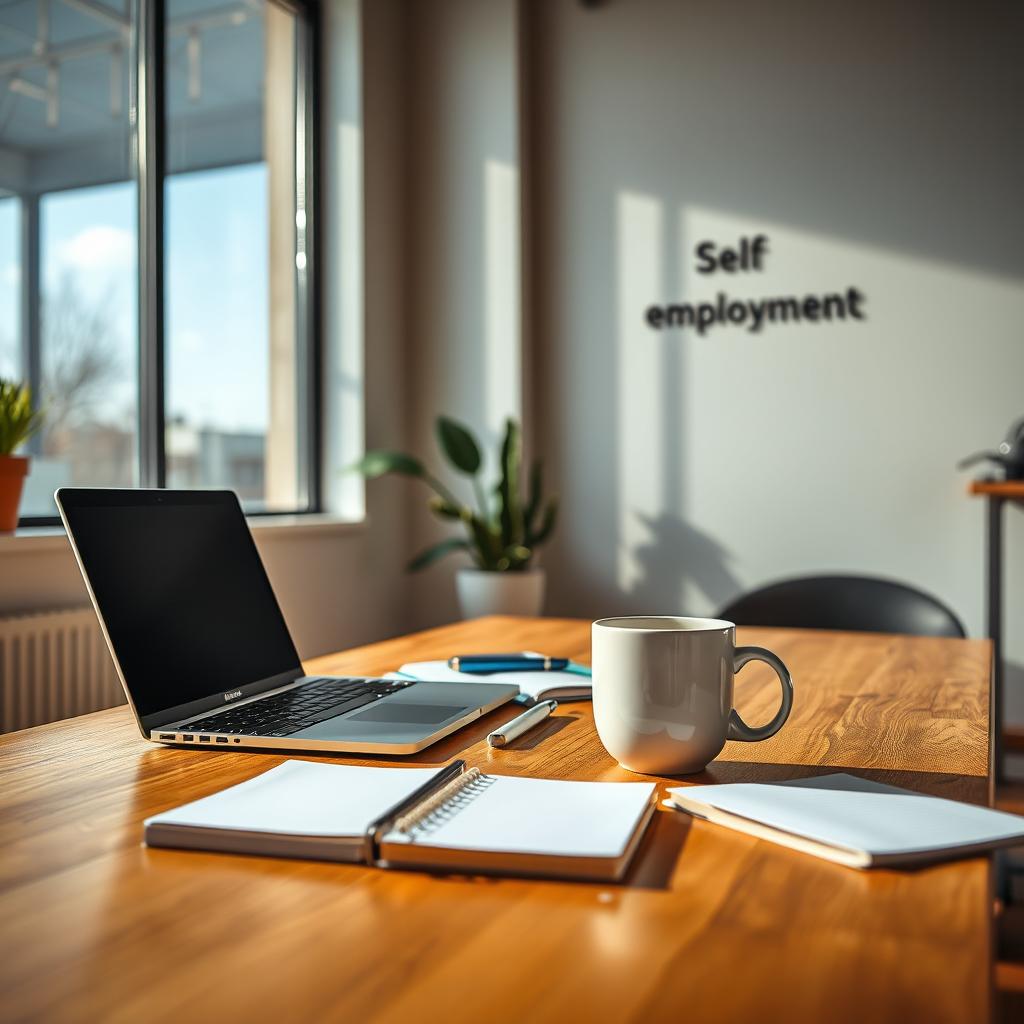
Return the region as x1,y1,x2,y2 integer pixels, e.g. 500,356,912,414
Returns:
456,568,546,619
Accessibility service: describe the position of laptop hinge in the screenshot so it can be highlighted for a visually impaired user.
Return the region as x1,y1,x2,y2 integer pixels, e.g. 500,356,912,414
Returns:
142,669,305,733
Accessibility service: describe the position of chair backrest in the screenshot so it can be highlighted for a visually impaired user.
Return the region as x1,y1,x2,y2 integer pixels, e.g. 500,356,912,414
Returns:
717,574,966,639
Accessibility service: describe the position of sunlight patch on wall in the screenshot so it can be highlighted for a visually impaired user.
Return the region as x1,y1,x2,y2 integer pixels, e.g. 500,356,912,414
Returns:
616,190,664,593
484,157,521,436
322,0,366,521
671,203,1024,629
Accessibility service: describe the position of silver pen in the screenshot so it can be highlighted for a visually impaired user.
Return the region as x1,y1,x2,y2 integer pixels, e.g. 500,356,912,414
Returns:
487,699,559,748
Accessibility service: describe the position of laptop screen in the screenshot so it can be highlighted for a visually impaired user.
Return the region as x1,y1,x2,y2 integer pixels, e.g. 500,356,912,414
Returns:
58,490,302,725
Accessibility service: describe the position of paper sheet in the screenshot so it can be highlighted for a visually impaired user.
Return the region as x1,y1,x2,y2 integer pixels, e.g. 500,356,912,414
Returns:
395,651,591,701
385,775,655,858
668,773,1024,855
146,761,441,837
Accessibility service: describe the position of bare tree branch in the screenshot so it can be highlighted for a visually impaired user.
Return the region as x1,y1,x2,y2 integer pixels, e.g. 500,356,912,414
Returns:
41,273,122,451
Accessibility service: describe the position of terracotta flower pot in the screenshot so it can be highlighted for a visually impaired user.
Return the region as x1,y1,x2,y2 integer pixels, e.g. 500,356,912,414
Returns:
0,455,29,532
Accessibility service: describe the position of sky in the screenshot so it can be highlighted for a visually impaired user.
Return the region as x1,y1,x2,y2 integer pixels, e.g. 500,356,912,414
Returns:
41,181,137,429
0,163,271,434
166,164,270,433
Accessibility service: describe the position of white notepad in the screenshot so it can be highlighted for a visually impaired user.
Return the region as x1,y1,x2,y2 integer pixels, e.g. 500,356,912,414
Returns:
666,773,1024,869
146,760,655,881
393,651,592,701
145,762,439,861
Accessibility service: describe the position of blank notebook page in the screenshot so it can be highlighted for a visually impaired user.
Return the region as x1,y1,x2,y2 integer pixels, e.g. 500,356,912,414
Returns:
670,773,1024,855
385,775,655,858
148,761,441,837
395,652,591,700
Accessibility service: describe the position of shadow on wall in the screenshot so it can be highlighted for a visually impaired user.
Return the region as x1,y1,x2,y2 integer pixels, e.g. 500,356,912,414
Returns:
531,0,1024,634
630,512,741,615
1006,663,1024,723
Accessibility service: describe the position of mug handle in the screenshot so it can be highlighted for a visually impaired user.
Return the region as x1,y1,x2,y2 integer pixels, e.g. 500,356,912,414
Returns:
727,647,794,742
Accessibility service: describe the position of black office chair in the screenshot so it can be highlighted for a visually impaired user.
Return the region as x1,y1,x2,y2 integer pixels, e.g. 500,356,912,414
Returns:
717,574,966,639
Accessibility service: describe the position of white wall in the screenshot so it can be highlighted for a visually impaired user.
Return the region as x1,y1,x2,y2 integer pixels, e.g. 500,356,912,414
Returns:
406,0,524,626
527,0,1024,718
0,520,403,662
310,0,414,652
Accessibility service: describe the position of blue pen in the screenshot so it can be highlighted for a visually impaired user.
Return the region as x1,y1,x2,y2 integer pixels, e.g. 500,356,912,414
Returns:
448,654,591,677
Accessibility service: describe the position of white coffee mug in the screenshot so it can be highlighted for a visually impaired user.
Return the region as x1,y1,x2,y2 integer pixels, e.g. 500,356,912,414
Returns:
592,616,794,775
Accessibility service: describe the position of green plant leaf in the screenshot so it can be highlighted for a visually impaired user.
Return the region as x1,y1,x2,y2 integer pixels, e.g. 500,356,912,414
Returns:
351,450,425,479
528,498,558,547
436,416,482,475
503,544,532,571
407,537,470,572
497,418,523,548
429,496,470,521
523,459,542,535
467,513,502,570
0,379,42,456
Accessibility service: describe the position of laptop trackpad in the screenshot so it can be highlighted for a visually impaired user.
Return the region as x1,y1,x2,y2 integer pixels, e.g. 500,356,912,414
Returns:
347,703,469,725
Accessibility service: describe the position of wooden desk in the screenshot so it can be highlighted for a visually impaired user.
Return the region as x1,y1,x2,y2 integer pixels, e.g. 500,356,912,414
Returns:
0,617,994,1023
969,479,1024,775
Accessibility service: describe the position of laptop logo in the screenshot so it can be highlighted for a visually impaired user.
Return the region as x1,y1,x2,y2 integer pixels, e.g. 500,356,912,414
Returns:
223,690,243,702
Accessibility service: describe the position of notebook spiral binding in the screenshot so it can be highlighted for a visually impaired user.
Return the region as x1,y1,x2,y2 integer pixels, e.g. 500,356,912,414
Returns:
394,767,495,836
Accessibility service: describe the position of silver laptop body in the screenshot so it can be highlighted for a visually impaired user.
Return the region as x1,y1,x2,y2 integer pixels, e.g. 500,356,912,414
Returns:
56,488,517,755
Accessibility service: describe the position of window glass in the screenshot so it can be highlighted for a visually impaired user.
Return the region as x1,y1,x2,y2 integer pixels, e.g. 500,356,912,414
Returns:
164,0,305,512
0,0,314,521
25,183,139,515
0,196,18,381
0,0,137,516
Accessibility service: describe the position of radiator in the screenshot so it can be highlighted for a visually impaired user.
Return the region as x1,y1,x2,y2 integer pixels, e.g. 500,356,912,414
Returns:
0,607,126,733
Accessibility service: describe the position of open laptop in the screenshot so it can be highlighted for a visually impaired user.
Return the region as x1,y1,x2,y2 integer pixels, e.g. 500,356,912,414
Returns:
56,488,518,755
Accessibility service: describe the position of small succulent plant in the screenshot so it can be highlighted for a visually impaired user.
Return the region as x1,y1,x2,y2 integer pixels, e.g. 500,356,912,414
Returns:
0,379,42,457
353,417,557,572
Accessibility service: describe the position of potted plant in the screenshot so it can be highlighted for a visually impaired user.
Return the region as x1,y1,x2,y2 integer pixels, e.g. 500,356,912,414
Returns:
0,379,42,533
354,417,558,618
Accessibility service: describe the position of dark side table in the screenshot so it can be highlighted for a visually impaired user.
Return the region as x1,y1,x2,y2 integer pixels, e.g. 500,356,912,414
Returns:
970,480,1024,780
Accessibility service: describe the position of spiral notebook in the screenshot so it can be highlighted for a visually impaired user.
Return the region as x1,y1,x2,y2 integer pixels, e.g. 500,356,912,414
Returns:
145,760,656,881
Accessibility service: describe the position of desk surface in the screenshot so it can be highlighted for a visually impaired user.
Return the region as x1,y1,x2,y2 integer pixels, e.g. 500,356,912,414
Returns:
969,479,1024,498
0,617,993,1023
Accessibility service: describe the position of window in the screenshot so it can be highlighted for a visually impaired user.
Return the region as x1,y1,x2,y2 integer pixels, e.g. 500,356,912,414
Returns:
0,194,18,381
27,183,140,514
0,0,318,523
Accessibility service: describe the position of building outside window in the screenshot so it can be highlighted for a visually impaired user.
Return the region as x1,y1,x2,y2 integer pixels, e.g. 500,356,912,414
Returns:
0,0,318,522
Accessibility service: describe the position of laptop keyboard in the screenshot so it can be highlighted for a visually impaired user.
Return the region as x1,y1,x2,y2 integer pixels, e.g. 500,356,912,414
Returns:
185,677,413,738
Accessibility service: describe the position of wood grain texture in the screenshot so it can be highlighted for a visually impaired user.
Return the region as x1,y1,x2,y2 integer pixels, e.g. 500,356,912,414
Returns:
0,617,994,1024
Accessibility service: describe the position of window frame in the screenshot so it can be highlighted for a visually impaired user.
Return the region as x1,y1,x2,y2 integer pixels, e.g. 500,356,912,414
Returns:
15,0,323,527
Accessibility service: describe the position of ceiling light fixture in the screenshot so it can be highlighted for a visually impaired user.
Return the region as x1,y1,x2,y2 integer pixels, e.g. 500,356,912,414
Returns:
0,1,257,128
187,25,201,103
35,0,48,57
9,76,47,102
110,42,122,119
46,60,58,128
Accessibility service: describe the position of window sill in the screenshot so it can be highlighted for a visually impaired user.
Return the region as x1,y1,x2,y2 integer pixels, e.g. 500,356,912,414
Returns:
0,514,367,555
0,528,69,555
249,514,367,540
